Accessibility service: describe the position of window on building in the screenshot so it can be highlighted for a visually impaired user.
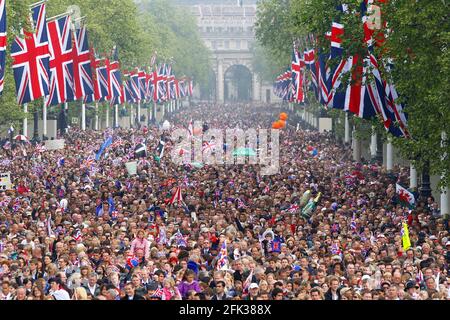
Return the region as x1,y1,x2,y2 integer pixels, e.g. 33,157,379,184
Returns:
235,40,241,49
224,41,230,49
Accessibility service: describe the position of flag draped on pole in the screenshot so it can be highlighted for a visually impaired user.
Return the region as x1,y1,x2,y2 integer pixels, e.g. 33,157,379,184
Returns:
45,15,75,107
72,24,94,100
291,46,305,103
84,48,108,103
11,2,50,105
396,183,415,208
0,0,6,95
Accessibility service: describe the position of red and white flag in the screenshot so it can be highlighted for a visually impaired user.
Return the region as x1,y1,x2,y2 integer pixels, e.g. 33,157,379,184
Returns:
169,186,183,205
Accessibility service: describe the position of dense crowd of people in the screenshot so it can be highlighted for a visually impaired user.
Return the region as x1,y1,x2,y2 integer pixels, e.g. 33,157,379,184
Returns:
0,103,448,301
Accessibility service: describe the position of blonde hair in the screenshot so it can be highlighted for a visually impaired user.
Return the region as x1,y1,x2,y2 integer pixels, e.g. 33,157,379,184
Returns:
73,287,88,300
163,278,175,287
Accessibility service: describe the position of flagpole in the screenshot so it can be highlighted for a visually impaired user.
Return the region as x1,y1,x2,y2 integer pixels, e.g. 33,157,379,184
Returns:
370,125,377,160
344,112,350,144
441,131,449,216
352,127,359,161
115,104,119,128
23,104,28,137
137,100,141,127
410,164,417,189
128,102,133,128
63,102,69,134
106,106,109,128
95,102,99,130
386,136,393,171
43,103,47,138
81,103,86,131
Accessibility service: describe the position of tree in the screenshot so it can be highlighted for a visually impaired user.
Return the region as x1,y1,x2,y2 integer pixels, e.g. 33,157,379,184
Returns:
254,0,450,187
0,0,211,129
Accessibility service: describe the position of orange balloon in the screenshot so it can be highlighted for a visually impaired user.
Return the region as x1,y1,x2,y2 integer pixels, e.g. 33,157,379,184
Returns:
272,122,280,129
279,120,286,128
279,112,288,121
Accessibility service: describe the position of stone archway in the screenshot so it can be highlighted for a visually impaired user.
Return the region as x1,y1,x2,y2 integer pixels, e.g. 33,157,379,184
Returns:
215,58,260,103
224,64,252,102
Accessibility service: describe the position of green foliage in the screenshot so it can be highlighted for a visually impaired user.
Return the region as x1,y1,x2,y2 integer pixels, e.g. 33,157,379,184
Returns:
0,0,211,130
254,0,293,79
255,0,450,187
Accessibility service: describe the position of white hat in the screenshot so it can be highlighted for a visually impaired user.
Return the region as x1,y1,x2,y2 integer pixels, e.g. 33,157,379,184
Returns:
445,241,450,247
361,275,371,281
249,283,259,290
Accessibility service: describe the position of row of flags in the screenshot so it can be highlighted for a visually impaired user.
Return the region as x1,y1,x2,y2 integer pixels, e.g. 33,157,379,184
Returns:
273,0,410,139
0,1,194,106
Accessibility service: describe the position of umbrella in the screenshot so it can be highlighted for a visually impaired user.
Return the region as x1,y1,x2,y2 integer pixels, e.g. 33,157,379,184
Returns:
232,148,256,157
192,162,204,169
13,135,29,142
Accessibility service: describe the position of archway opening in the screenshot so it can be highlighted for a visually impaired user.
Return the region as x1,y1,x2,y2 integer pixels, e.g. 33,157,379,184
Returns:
224,65,252,102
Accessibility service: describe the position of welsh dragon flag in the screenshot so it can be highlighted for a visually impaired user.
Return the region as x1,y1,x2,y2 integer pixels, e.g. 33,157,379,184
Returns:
396,184,415,208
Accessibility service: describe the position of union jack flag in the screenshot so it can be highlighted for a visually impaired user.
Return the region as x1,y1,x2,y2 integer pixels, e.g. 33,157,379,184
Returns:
179,78,187,98
12,197,21,212
122,78,135,103
72,25,94,100
152,288,164,298
0,196,11,208
84,48,108,103
216,241,229,270
106,48,122,103
111,137,123,149
82,155,95,168
166,65,176,101
173,229,187,247
129,70,140,101
73,229,82,242
288,204,299,213
45,15,75,107
0,0,6,95
138,70,147,101
145,72,154,101
331,242,342,256
291,46,305,103
155,64,167,102
11,2,50,105
202,140,216,154
35,143,46,153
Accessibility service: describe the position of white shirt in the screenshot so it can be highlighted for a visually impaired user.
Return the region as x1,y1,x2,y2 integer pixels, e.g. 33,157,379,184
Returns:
87,284,97,296
51,289,71,300
0,292,12,300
